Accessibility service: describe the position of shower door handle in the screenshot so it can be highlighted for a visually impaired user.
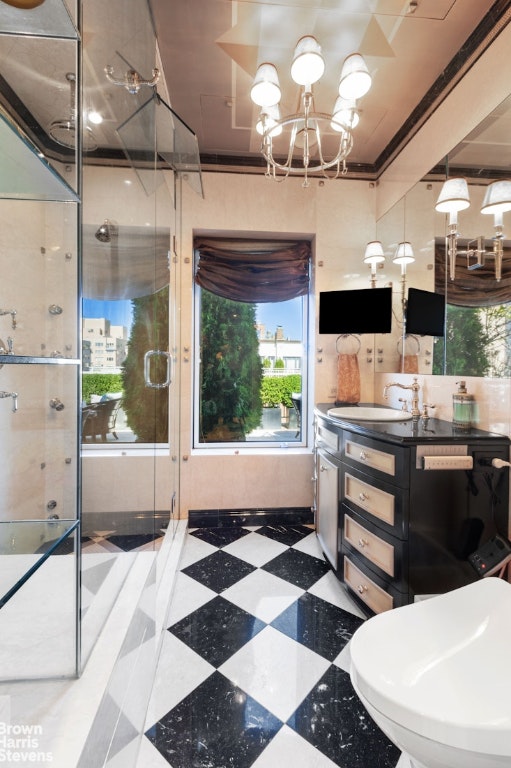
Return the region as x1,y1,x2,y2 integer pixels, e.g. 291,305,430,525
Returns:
144,350,171,389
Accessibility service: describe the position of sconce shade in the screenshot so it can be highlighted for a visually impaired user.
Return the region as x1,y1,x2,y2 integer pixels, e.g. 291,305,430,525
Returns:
435,177,470,213
338,53,371,100
393,241,415,265
331,97,359,131
251,63,281,107
364,240,385,264
480,180,511,214
290,36,325,86
256,105,282,137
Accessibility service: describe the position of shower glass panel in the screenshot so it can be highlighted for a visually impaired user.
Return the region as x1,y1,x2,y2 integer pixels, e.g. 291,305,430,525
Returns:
0,521,79,680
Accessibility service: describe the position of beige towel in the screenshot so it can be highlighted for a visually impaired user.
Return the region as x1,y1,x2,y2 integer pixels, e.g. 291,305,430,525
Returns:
399,354,419,373
337,353,360,403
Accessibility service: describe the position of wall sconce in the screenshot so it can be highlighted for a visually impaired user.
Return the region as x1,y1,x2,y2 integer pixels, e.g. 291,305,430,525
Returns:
435,178,511,281
393,241,415,306
363,241,385,287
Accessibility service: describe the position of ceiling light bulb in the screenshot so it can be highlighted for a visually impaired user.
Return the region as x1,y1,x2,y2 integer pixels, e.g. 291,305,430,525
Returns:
364,241,385,264
393,241,415,265
480,179,511,215
251,63,281,108
290,36,325,86
435,177,470,213
331,96,359,131
339,53,371,100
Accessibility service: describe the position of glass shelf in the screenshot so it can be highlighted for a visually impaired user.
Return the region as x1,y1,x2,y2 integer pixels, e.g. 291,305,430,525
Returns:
0,518,79,609
0,0,77,39
0,355,80,364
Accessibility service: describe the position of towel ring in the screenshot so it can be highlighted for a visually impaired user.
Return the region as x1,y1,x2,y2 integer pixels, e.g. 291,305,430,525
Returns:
336,334,361,355
397,334,420,355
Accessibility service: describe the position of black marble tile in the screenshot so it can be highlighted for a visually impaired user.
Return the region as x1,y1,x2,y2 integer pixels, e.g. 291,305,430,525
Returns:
288,665,400,768
190,526,251,548
182,549,256,592
104,533,160,551
262,548,330,590
256,523,314,546
168,595,265,667
271,592,364,661
146,670,283,768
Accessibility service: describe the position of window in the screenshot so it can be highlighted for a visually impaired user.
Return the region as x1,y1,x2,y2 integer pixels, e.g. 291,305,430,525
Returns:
193,237,311,447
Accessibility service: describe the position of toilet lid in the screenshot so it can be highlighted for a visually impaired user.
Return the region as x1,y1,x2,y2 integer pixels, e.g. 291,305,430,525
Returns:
349,579,511,756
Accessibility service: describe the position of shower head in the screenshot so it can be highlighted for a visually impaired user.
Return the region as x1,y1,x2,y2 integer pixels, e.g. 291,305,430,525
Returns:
49,73,98,152
95,219,117,243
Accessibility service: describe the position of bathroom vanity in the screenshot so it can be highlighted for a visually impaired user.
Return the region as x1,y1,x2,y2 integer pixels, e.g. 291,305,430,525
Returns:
314,404,510,615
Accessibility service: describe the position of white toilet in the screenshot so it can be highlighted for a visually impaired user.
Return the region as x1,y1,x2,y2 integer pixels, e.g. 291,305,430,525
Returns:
349,578,511,768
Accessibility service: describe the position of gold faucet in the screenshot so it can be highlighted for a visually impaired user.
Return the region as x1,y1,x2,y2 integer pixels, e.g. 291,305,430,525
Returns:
383,377,421,419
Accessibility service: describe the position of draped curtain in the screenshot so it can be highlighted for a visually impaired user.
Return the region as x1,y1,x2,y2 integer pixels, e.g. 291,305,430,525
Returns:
194,237,311,303
435,240,511,307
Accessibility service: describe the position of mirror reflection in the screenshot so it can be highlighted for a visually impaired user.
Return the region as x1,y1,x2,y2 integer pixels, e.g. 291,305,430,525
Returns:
374,93,511,377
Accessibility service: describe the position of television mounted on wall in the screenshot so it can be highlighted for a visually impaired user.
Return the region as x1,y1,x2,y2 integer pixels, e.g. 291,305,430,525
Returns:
405,287,445,337
319,286,393,335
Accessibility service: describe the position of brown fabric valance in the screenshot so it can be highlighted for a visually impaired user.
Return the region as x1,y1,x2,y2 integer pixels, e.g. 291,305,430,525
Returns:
194,237,311,303
435,239,511,307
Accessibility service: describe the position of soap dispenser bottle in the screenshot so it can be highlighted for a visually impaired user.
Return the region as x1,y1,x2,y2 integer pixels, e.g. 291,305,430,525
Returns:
452,380,474,429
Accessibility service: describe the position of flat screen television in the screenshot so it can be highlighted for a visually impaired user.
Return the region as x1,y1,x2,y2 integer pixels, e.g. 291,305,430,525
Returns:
405,287,445,337
319,286,393,334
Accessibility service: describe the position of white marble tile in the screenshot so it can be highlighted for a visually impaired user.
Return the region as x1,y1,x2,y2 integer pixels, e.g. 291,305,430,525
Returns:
222,530,288,566
252,724,339,767
222,568,303,623
332,639,352,674
219,625,330,723
135,733,172,768
178,533,217,568
166,571,217,626
308,570,366,618
144,632,214,726
292,530,325,559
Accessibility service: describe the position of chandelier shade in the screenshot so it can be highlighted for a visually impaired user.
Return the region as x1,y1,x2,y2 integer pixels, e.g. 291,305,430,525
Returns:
480,180,511,215
290,35,325,86
435,177,470,213
250,63,281,108
331,97,359,131
338,53,372,100
256,105,282,137
364,241,385,264
393,242,415,265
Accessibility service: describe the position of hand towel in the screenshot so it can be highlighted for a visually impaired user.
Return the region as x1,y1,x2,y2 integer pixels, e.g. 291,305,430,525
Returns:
336,353,360,404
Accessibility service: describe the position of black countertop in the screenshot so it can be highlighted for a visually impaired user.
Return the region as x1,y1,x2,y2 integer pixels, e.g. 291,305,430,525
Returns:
314,403,510,445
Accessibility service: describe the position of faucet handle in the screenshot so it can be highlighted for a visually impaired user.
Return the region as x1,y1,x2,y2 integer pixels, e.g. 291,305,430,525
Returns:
398,398,409,412
421,403,435,419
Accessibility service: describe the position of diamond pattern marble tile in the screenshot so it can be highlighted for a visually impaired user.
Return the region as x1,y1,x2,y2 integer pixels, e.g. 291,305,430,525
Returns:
140,525,403,768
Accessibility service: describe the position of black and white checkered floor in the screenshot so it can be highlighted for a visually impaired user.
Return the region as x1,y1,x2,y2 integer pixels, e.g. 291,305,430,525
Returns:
137,524,410,768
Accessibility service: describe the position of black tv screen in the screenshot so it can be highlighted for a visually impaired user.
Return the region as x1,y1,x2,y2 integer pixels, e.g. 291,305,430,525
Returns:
405,287,445,337
319,287,392,334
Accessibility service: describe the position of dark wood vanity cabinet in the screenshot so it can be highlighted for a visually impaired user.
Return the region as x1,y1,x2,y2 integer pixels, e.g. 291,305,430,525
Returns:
314,407,510,616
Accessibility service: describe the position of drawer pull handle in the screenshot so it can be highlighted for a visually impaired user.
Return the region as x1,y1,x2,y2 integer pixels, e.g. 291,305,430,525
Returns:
359,492,369,502
358,537,368,548
359,450,368,461
357,583,368,594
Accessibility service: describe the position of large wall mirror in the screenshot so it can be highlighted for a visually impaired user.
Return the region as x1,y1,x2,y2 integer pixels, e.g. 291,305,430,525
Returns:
374,92,511,377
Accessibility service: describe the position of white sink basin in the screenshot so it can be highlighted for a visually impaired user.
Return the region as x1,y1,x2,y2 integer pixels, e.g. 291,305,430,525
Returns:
327,406,413,422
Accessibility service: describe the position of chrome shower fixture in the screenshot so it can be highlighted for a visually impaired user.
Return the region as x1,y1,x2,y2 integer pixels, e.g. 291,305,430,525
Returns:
48,304,63,315
49,72,98,152
104,64,160,94
0,391,18,412
95,219,118,243
0,308,17,329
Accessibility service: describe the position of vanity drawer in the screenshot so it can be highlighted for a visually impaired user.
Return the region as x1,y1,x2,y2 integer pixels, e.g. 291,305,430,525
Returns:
341,431,408,487
341,464,408,539
344,555,394,614
344,513,395,576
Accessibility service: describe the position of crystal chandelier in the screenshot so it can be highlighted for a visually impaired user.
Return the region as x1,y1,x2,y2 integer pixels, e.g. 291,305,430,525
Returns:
250,36,372,187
